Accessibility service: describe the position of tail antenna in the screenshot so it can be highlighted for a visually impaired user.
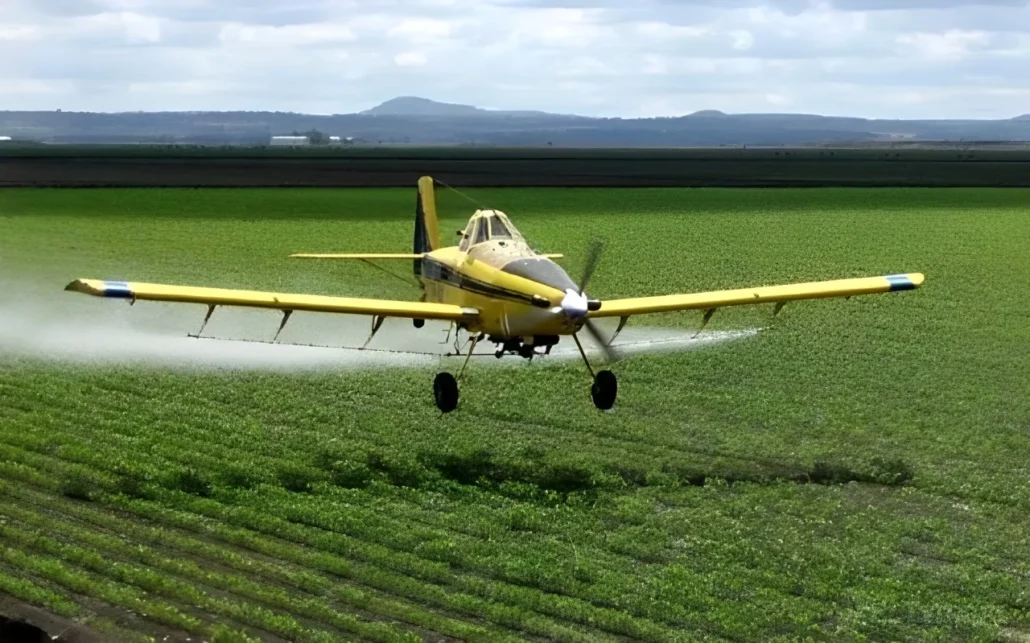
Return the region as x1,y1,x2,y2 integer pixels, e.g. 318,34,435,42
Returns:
433,177,489,211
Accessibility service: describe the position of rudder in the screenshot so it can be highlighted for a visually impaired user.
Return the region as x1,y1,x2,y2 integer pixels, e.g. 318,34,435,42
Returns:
413,175,441,276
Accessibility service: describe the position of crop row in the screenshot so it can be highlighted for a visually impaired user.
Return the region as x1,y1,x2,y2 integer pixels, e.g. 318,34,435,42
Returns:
0,364,916,505
0,484,524,642
0,537,261,642
3,433,1022,642
0,422,860,633
0,462,663,642
0,441,817,641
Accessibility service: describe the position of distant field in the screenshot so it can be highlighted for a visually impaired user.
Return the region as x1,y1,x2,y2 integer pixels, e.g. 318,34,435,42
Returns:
1,186,1029,641
4,145,1030,187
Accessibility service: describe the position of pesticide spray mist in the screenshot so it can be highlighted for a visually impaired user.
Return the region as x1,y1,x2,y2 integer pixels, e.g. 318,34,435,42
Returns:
0,284,760,372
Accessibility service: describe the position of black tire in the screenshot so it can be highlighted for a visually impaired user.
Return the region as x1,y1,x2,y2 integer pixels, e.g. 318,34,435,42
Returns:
591,370,618,410
413,318,425,328
433,372,459,413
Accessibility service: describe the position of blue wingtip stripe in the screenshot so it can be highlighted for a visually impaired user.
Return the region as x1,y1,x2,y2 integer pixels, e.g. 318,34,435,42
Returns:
102,280,134,298
885,274,915,292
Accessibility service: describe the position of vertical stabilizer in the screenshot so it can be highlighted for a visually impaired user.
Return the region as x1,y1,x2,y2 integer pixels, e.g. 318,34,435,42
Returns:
413,176,441,275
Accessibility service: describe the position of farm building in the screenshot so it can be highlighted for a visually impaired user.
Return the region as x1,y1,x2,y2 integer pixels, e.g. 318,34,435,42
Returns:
269,135,309,146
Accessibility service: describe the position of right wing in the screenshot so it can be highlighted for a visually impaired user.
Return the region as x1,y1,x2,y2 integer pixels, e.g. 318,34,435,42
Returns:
590,273,924,319
65,278,479,322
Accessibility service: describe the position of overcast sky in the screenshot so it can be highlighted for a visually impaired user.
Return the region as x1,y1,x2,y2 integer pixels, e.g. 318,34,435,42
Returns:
2,0,1028,118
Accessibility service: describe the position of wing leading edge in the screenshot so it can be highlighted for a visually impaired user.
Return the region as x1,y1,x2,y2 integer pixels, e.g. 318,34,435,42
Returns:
65,279,479,322
589,273,924,318
289,253,425,259
288,253,564,259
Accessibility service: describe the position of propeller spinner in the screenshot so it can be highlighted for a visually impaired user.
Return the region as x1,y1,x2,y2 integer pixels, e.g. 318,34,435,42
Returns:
551,240,619,362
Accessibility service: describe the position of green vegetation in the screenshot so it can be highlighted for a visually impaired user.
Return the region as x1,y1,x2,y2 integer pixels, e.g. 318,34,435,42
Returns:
1,187,1029,641
3,143,1026,160
5,146,1029,188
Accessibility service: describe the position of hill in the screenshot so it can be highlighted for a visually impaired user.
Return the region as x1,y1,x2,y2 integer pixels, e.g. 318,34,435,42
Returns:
359,96,559,118
1,97,1029,146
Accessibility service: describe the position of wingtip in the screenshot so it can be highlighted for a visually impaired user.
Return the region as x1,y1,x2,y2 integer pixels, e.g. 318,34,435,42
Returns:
885,273,924,292
65,278,93,293
64,278,131,297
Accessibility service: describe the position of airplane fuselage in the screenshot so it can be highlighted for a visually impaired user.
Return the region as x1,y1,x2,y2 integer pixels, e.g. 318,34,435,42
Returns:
408,190,599,356
419,243,583,339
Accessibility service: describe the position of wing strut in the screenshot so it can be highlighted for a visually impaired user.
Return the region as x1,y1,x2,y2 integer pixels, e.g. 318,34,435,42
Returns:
363,315,385,348
192,305,217,338
609,316,630,346
273,310,293,342
693,308,716,338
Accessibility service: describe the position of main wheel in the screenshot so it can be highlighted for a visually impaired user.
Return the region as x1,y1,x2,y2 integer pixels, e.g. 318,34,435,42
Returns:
413,318,425,328
591,370,618,410
433,372,459,413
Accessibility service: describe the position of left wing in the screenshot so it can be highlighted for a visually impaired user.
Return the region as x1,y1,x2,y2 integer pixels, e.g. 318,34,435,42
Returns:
288,253,565,260
65,278,479,322
589,273,924,319
289,253,425,259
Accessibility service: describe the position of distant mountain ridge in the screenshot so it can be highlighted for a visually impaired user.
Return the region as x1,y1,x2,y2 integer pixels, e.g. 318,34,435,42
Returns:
359,96,562,118
2,96,1029,146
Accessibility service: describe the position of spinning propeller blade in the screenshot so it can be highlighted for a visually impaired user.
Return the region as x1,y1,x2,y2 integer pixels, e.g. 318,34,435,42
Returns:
578,239,607,295
571,239,619,362
583,318,619,363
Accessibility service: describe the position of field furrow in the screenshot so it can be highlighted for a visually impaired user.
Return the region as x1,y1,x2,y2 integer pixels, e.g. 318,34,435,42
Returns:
0,484,530,643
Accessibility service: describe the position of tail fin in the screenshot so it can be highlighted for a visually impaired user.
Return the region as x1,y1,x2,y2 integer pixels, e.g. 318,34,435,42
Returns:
413,176,441,276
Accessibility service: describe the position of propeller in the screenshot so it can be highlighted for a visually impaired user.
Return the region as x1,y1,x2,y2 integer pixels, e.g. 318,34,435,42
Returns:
553,239,620,362
578,239,606,296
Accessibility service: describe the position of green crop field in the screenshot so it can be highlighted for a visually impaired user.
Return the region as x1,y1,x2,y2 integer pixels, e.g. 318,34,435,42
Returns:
6,146,1030,188
1,186,1029,642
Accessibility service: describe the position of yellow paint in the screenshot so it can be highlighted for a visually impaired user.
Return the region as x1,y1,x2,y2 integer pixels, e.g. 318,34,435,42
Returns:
418,175,440,251
590,273,926,318
65,176,925,344
289,253,425,259
64,278,477,321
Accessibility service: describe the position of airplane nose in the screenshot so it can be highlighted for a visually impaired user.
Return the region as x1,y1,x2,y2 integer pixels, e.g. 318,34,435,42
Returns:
560,288,589,318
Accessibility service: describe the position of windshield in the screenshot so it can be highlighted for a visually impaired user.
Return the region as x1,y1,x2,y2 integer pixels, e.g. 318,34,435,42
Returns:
489,216,513,239
472,218,490,245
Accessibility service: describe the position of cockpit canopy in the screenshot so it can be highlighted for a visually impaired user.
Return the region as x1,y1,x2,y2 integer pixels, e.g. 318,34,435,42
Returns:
459,210,525,250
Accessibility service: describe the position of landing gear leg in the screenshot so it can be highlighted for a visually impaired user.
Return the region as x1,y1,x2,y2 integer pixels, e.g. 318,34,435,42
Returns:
433,334,480,413
457,334,481,380
573,333,618,410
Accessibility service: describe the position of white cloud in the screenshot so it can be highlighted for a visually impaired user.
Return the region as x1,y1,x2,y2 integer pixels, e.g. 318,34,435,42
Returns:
632,22,709,39
729,29,755,50
895,29,991,60
0,25,42,42
393,51,428,66
218,21,357,46
387,18,453,43
0,79,76,95
0,0,1028,118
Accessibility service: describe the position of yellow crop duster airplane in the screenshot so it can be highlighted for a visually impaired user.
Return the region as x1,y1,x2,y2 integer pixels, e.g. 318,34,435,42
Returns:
66,176,924,413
